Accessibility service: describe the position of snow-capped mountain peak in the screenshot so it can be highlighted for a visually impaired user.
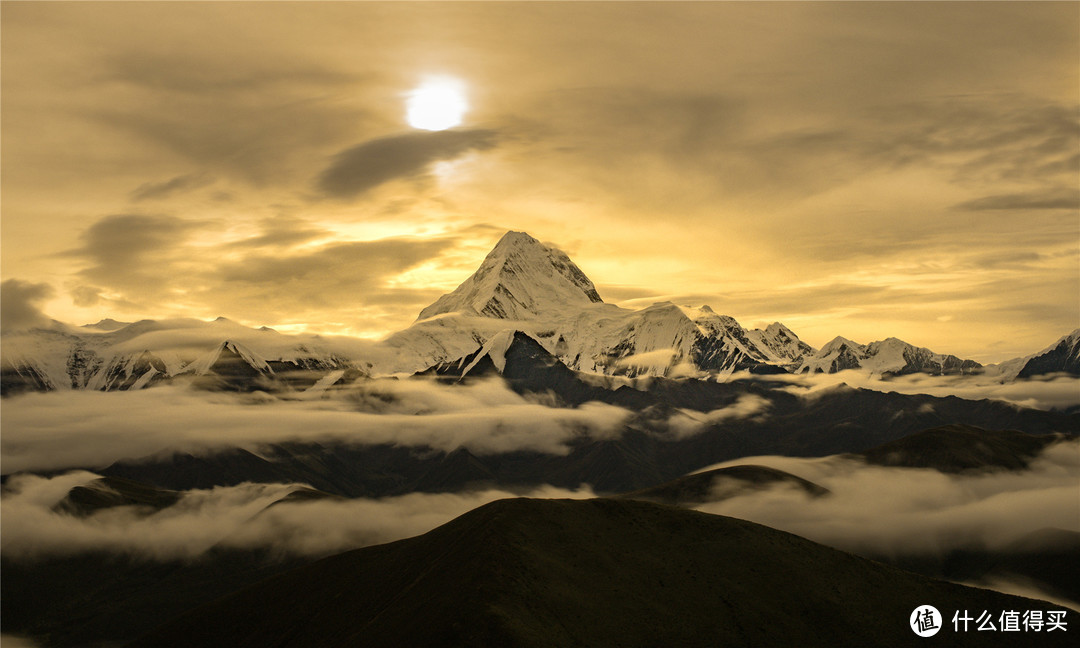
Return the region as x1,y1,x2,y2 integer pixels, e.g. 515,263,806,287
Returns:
181,340,272,376
745,322,816,366
820,336,865,354
462,329,518,375
1015,328,1080,379
417,231,603,321
799,336,981,376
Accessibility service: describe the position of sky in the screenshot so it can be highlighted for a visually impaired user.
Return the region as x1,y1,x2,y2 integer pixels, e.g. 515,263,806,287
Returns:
2,1,1077,362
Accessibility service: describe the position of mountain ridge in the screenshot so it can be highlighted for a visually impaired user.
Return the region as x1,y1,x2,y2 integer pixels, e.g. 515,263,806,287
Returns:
126,497,1076,648
2,231,1073,392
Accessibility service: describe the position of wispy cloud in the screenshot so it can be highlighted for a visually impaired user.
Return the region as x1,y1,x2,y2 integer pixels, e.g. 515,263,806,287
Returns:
953,187,1080,212
0,381,631,474
316,129,498,199
130,174,214,202
742,370,1080,411
667,394,772,439
693,440,1080,556
0,472,594,559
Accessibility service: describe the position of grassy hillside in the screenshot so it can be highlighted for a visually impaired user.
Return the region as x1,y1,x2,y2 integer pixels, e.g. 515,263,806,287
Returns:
129,498,1074,648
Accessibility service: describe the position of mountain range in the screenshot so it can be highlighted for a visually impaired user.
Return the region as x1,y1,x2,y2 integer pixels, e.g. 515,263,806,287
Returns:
3,225,1077,648
2,231,1078,395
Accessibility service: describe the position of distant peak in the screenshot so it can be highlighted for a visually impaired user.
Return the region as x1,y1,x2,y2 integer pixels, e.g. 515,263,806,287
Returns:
417,232,603,321
493,230,540,248
81,318,131,331
765,322,793,335
822,336,863,352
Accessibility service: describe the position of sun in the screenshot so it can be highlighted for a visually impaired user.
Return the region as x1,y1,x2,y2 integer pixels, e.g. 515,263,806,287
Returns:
406,77,467,131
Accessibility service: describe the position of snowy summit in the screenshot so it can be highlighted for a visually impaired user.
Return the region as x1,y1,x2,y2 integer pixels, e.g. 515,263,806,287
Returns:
418,231,603,321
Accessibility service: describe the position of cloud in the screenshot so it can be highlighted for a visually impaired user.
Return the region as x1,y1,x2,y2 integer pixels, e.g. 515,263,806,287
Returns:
614,349,676,371
130,173,214,202
743,370,1080,411
70,285,103,308
0,279,55,333
66,214,202,300
693,440,1080,557
223,216,327,250
91,51,372,185
106,53,357,96
0,381,632,474
667,394,772,439
953,187,1080,212
200,235,456,325
316,129,498,199
216,238,448,287
56,212,475,333
0,472,594,559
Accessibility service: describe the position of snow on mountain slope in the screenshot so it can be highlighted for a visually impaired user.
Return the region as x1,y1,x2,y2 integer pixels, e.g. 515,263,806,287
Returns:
1,319,362,394
179,340,273,376
745,322,815,367
553,302,780,377
389,232,820,378
1,328,101,391
8,231,1061,390
982,329,1080,381
1016,328,1080,378
379,313,530,375
84,351,169,391
463,329,518,374
418,231,603,321
797,336,981,376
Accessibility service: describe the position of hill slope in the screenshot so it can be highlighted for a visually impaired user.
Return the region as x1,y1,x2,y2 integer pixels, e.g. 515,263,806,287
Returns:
129,498,1074,648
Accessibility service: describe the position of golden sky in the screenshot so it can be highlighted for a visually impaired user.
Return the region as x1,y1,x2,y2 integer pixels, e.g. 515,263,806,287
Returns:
2,1,1077,361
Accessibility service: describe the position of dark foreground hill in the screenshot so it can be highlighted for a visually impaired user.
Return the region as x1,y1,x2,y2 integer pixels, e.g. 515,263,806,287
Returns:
129,498,1074,648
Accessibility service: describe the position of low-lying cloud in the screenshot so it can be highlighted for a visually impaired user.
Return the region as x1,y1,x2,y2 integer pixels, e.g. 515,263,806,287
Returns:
733,369,1080,411
693,440,1080,558
666,393,772,439
0,472,594,560
0,380,631,474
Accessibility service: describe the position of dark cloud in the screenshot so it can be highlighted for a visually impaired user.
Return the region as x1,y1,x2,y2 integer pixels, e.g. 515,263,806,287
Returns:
106,54,359,96
93,55,375,185
67,214,202,301
513,88,1077,218
953,188,1080,212
0,279,55,332
218,238,450,287
70,285,103,308
58,212,463,327
316,129,498,199
224,217,327,250
867,97,1079,183
130,173,214,202
194,236,458,323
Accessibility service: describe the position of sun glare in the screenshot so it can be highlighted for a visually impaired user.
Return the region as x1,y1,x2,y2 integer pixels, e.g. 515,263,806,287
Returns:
406,77,467,131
